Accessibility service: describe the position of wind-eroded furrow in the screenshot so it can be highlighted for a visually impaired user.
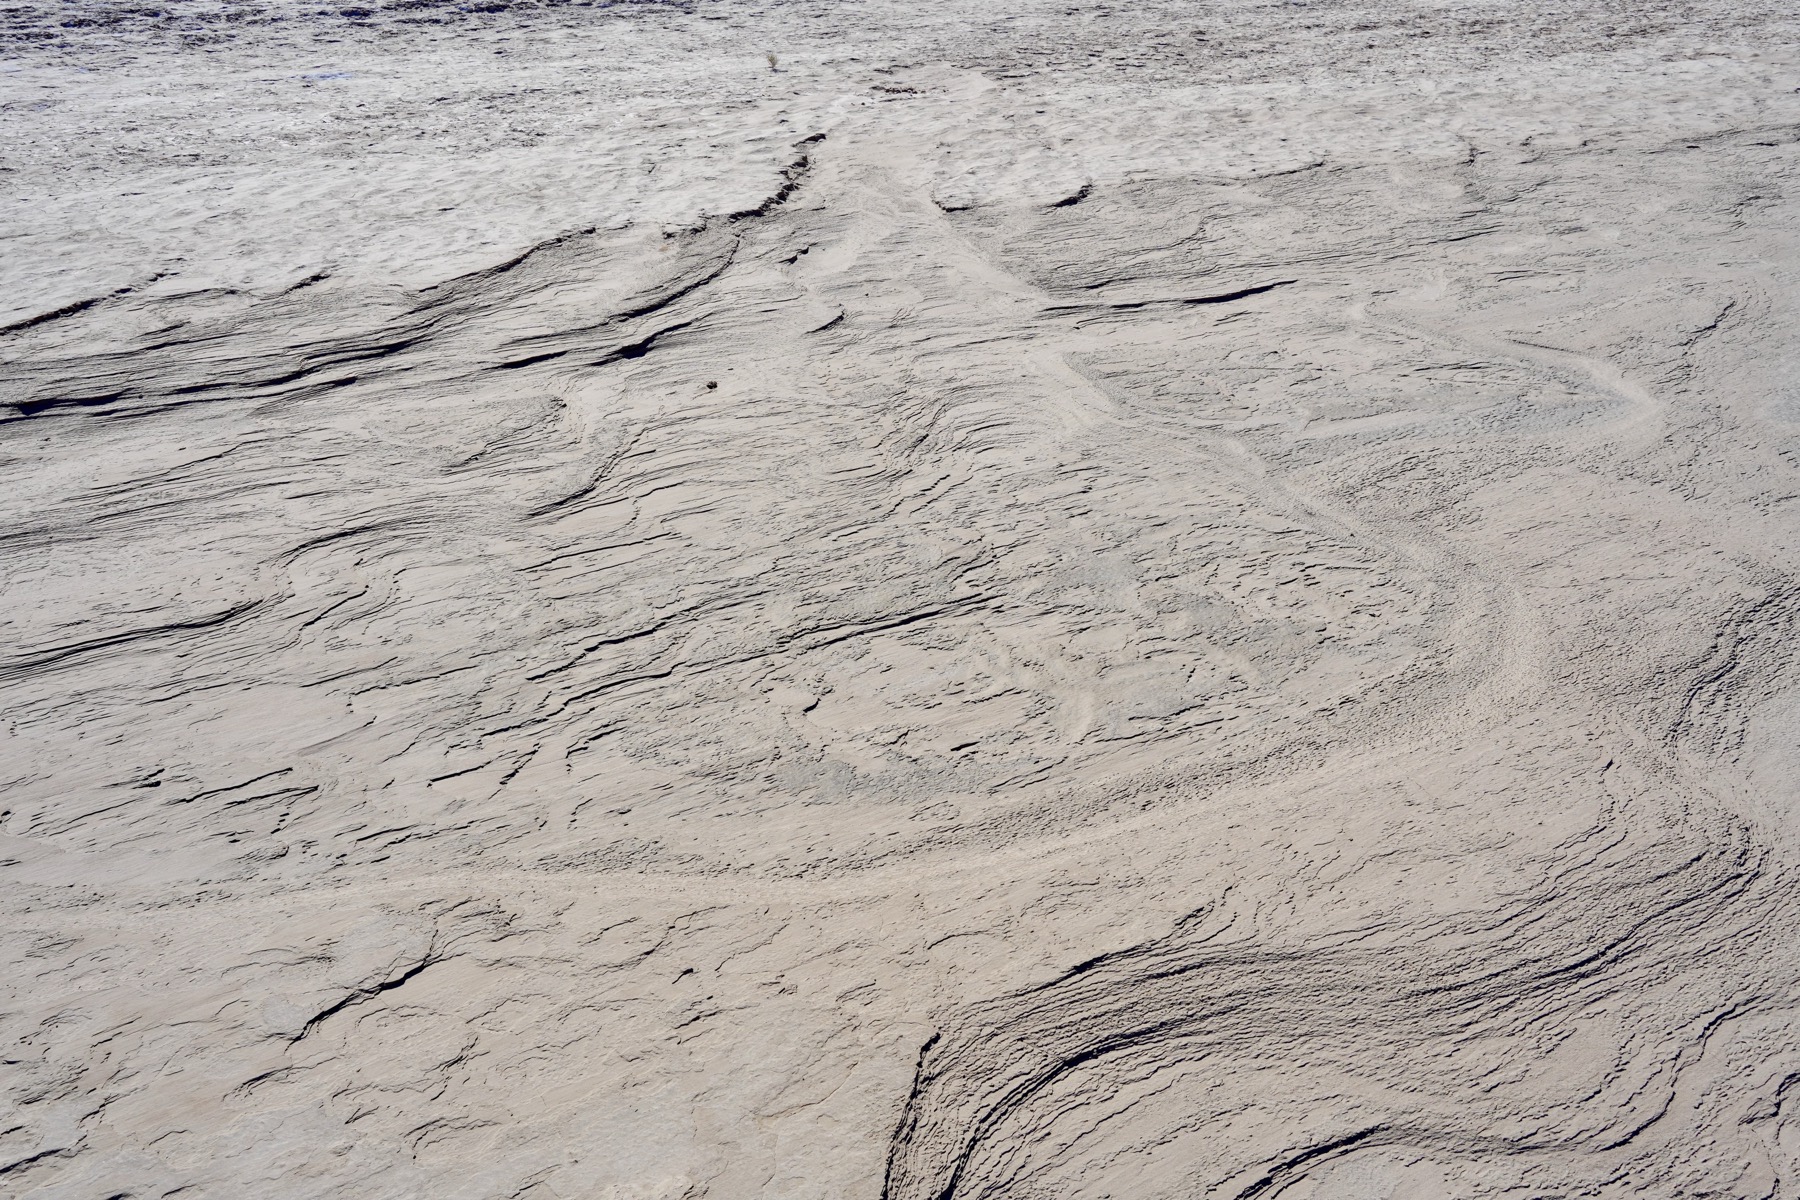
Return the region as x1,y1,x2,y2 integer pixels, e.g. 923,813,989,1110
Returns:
488,243,737,369
2,214,752,423
883,811,1789,1200
0,598,265,681
1663,577,1800,758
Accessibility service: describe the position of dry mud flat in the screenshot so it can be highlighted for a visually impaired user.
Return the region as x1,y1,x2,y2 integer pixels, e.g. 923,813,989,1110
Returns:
4,2,1800,1198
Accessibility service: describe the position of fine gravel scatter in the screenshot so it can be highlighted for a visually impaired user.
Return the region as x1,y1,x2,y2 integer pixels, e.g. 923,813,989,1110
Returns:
4,2,1800,1198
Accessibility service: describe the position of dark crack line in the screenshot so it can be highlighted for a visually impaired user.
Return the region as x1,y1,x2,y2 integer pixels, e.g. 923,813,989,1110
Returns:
288,954,446,1044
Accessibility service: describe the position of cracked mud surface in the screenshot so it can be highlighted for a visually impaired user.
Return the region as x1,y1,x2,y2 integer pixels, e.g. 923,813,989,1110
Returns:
4,2,1800,1197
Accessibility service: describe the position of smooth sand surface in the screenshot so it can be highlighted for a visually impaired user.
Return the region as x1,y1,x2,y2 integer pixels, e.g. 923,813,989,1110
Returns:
5,2,1800,1197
